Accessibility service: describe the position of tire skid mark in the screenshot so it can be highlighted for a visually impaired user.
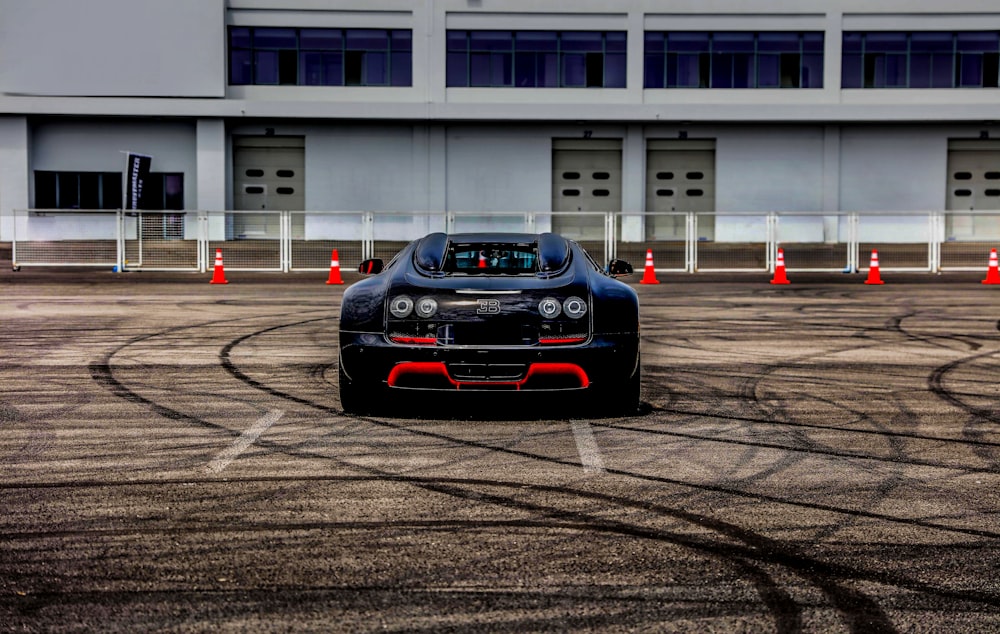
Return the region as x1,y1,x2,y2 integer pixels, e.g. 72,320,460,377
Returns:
86,307,1000,631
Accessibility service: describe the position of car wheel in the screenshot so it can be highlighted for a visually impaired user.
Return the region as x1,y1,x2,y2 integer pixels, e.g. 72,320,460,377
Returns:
339,363,374,415
592,355,641,417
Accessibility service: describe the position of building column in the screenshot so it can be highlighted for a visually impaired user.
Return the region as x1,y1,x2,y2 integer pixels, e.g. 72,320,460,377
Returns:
621,124,645,242
823,124,841,242
196,118,226,240
0,116,29,243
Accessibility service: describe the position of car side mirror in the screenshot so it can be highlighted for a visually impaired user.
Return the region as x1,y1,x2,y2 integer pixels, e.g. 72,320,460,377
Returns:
607,259,633,277
358,258,384,275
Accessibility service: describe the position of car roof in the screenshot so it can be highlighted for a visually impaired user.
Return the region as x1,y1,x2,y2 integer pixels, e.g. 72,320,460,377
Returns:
413,232,572,275
445,232,541,243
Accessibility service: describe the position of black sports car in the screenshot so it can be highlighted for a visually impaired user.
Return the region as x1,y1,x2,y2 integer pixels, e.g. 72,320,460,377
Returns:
338,232,639,416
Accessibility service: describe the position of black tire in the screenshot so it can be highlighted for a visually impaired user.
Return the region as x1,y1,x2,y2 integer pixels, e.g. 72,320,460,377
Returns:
591,355,641,417
339,363,374,415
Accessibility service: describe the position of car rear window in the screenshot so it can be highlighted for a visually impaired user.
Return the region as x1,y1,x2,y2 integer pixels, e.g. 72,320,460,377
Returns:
444,242,538,274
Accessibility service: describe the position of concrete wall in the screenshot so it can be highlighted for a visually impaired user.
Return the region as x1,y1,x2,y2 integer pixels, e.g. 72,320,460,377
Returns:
0,0,225,98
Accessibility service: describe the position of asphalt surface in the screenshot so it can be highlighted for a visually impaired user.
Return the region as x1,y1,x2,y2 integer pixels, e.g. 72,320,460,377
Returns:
1,267,999,632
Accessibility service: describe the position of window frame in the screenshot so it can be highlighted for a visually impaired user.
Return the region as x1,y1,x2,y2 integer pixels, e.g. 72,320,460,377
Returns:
228,26,412,87
446,30,627,88
842,31,1000,89
644,31,824,89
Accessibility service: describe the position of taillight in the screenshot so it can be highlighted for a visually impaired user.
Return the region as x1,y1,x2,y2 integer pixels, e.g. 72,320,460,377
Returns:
538,297,561,319
563,296,587,319
414,297,438,318
389,296,414,318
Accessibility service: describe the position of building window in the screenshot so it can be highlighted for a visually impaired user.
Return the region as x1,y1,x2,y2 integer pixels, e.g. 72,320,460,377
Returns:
34,172,183,210
644,32,824,88
139,173,185,210
446,31,626,88
229,27,412,87
842,31,1000,88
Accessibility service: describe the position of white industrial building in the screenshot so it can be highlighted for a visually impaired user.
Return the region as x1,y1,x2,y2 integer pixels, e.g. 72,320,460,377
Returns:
2,0,1000,270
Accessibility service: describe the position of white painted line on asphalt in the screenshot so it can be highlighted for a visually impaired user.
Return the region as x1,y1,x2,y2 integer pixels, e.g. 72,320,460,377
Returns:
207,409,284,473
571,420,605,474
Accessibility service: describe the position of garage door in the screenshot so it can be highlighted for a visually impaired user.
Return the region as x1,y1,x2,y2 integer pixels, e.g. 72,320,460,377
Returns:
552,139,622,240
946,140,1000,239
233,136,305,239
646,139,715,240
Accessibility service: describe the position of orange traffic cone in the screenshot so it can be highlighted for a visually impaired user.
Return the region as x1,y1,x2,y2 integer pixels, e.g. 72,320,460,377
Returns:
770,248,790,285
326,249,344,285
478,250,487,268
209,248,228,285
982,248,1000,285
640,249,660,284
864,249,884,285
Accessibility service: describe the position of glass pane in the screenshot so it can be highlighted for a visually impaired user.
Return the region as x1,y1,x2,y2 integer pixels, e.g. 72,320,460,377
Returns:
644,52,665,88
539,52,558,87
230,50,251,85
469,53,491,86
58,173,78,208
675,53,704,87
605,52,626,87
391,30,412,51
164,174,184,210
346,29,389,51
254,51,279,84
959,53,983,87
605,32,627,52
300,29,341,50
667,32,709,53
909,54,932,88
79,173,100,209
645,32,666,54
911,32,952,52
732,53,753,88
713,32,754,53
957,32,999,53
469,31,512,52
390,51,411,86
230,27,251,49
516,31,557,52
447,31,468,52
801,53,823,88
561,32,602,52
881,53,907,87
563,53,586,86
758,54,780,87
802,33,824,53
34,172,57,208
254,28,296,49
758,32,799,53
514,51,537,87
103,173,122,209
446,52,468,86
493,52,512,85
711,53,735,88
865,32,907,53
139,173,162,210
364,51,387,85
931,54,955,87
842,53,863,88
842,32,864,54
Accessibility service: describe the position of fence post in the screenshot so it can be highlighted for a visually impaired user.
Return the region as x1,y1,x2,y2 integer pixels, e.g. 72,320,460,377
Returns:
116,209,125,273
767,212,777,273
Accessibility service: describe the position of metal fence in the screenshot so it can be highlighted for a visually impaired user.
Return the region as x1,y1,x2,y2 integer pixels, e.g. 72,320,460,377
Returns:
10,208,1000,274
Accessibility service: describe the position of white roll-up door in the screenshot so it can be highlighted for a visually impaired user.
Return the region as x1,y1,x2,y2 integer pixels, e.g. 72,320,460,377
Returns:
233,136,305,239
552,139,622,240
946,140,1000,239
646,139,715,240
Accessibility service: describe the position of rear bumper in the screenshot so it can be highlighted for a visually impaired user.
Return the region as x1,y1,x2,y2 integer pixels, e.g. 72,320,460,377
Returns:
339,331,638,394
